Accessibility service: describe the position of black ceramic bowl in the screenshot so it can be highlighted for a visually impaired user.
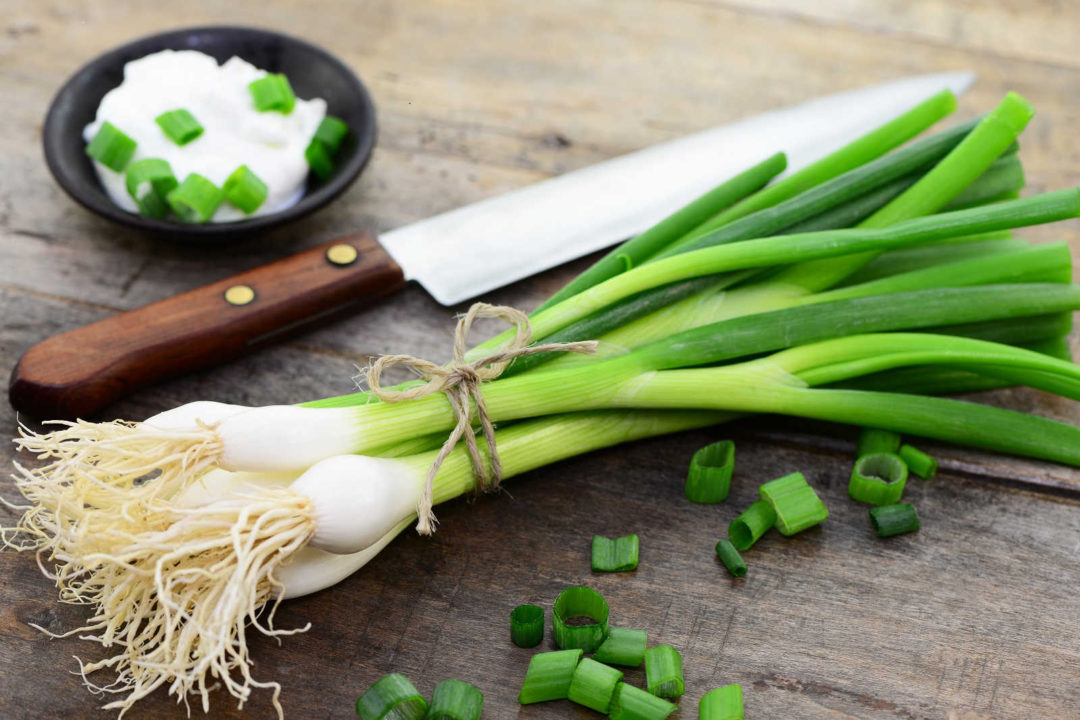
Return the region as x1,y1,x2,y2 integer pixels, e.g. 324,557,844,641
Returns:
43,26,376,242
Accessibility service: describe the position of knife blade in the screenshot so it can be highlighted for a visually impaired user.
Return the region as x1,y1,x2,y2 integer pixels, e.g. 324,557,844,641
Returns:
9,72,974,419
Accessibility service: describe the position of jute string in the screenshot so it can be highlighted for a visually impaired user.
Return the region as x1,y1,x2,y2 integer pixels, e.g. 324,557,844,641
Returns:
365,303,597,534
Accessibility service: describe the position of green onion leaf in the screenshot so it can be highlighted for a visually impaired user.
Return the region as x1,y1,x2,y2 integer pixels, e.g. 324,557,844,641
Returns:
848,453,908,505
223,165,269,214
314,115,350,155
856,427,901,456
124,158,177,219
758,472,828,536
699,684,744,719
154,109,204,145
248,73,296,113
305,138,335,180
610,682,677,720
714,539,747,578
85,121,137,172
643,645,684,698
509,604,544,648
591,534,639,572
427,679,483,720
355,673,428,720
899,444,938,479
518,649,582,704
870,503,921,538
593,627,647,667
552,586,609,652
728,500,776,551
685,440,735,503
568,657,623,713
167,174,224,223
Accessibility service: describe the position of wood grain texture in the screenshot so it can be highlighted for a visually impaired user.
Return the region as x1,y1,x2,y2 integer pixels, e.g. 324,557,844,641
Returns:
1,1,1080,718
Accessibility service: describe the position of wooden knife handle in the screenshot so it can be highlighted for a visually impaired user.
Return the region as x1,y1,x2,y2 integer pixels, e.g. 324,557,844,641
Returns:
9,232,406,420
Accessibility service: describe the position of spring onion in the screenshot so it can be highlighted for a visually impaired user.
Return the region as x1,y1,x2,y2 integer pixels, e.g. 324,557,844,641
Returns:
427,679,483,720
510,604,544,648
685,440,735,503
610,682,677,720
124,158,177,218
699,685,744,719
85,121,137,171
869,503,921,537
553,585,610,652
714,539,747,577
568,658,623,713
355,673,428,720
728,501,778,551
314,115,350,154
518,649,583,704
899,444,939,479
223,165,269,214
856,428,901,456
848,453,908,505
167,173,224,223
594,627,647,667
592,534,640,572
249,73,296,113
306,138,335,180
643,645,684,698
758,473,828,536
154,108,203,145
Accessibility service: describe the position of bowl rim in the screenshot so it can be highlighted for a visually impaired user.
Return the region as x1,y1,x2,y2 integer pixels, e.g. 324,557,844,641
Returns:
42,24,377,241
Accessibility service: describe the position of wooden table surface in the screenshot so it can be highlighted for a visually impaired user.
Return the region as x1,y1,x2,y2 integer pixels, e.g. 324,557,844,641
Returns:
2,2,1080,718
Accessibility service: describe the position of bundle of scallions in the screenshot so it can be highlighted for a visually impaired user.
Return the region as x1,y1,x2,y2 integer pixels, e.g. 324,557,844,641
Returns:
9,88,1080,717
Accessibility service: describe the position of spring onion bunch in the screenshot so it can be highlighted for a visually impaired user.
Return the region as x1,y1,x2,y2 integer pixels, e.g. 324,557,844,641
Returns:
9,89,1080,717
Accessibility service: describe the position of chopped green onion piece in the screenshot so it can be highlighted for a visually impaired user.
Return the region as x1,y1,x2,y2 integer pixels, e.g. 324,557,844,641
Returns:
699,684,744,719
124,158,177,219
685,440,735,503
610,682,677,720
85,121,136,172
518,649,582,704
714,539,747,578
154,109,203,145
758,472,829,536
167,174,224,223
305,138,335,180
552,586,609,652
591,534,639,572
870,503,921,538
567,657,623,713
728,500,777,551
856,427,902,456
848,453,908,505
899,444,938,479
643,645,684,698
355,673,428,720
510,604,544,648
223,165,269,214
314,115,350,154
594,627,647,667
248,73,296,113
427,679,483,720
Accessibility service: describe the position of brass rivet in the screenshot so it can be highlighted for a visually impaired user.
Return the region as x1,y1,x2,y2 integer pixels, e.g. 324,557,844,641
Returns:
224,285,256,306
326,243,359,266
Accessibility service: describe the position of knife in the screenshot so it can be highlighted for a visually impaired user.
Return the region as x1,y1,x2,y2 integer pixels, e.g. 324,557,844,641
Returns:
9,72,974,420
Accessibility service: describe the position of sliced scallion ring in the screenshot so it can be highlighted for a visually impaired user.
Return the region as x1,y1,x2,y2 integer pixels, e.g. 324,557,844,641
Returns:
643,645,684,698
552,586,609,652
869,503,921,538
728,500,776,551
85,121,137,172
223,165,268,214
899,444,938,479
167,173,224,223
856,427,902,456
591,534,639,572
609,682,677,720
355,673,428,720
248,73,296,113
567,657,623,713
699,684,744,719
427,679,483,720
685,440,735,503
124,158,177,219
593,627,647,667
714,539,747,578
314,115,350,154
305,138,335,180
154,109,203,145
759,472,828,536
518,649,582,704
848,453,908,505
509,604,544,648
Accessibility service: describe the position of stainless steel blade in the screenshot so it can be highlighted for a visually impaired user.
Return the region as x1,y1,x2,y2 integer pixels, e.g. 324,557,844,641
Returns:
380,71,975,306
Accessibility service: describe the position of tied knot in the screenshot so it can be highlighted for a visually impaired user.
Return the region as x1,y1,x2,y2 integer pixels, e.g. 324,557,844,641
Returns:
365,303,597,535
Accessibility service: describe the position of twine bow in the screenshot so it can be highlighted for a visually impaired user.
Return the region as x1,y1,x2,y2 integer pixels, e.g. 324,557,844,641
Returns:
365,303,598,535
